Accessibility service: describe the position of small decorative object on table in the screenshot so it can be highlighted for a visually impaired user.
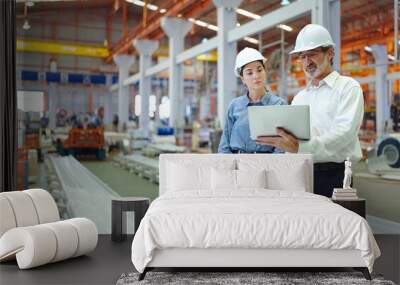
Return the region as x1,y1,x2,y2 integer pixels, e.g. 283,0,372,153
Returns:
332,157,359,200
111,197,150,242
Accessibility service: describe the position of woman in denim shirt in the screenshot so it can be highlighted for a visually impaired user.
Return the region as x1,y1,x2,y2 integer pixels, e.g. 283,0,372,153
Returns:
218,47,286,154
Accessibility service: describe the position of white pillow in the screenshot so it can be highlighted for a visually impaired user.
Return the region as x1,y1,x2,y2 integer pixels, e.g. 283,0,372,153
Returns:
211,168,267,191
266,162,306,191
211,168,236,190
167,160,235,192
237,169,267,189
238,159,307,191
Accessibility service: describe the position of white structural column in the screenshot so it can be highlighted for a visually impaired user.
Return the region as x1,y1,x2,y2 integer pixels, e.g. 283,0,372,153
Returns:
134,39,159,135
312,0,341,70
113,55,135,126
371,45,390,137
48,83,58,129
105,74,114,125
213,0,242,127
279,29,287,102
161,17,192,129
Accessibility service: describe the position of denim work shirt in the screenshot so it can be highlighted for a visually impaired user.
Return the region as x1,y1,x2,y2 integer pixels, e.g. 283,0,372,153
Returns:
218,91,286,153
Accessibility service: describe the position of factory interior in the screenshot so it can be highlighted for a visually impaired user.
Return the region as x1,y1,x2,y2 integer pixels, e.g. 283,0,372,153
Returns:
1,0,400,284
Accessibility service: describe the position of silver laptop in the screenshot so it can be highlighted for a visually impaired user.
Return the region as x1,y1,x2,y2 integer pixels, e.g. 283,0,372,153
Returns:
248,105,310,140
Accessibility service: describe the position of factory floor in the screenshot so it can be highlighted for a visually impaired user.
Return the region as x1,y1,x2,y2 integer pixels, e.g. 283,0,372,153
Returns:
81,159,159,201
30,156,159,234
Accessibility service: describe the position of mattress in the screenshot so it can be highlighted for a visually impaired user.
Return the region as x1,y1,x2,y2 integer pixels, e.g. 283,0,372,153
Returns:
131,190,380,273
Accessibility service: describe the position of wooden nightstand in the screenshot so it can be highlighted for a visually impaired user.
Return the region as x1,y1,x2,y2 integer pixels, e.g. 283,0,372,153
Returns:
331,198,366,218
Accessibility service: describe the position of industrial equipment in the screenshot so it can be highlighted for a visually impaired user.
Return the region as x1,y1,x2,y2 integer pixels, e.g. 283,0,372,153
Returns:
60,127,105,160
367,133,400,180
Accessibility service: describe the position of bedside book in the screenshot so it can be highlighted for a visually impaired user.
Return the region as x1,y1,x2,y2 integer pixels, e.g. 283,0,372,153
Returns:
333,188,357,193
332,196,359,200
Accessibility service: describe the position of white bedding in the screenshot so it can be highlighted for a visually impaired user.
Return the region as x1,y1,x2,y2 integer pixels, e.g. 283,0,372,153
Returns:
131,190,380,273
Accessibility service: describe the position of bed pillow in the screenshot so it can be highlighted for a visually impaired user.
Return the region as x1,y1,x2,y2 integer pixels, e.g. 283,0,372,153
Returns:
236,169,267,189
211,168,236,190
211,168,267,191
238,159,307,191
167,160,235,192
266,162,306,191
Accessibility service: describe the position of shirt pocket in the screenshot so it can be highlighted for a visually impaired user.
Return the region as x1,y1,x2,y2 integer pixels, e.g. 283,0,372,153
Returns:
319,91,340,119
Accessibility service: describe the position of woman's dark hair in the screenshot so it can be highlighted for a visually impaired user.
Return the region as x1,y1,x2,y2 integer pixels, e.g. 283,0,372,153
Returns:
240,60,265,76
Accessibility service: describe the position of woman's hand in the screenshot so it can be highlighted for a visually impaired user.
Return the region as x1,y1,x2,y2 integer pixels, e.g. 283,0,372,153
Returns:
256,128,299,153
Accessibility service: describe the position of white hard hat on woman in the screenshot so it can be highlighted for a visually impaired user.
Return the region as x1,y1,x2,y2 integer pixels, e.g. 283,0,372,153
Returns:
234,47,266,77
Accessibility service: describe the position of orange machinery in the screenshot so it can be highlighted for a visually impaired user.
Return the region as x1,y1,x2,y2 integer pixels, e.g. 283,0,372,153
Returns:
61,127,105,160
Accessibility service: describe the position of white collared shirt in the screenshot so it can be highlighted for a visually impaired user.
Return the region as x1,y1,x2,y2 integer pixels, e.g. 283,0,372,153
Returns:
291,70,364,163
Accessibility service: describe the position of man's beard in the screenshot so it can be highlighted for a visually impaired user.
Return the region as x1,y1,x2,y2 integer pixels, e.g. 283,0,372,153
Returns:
304,57,330,80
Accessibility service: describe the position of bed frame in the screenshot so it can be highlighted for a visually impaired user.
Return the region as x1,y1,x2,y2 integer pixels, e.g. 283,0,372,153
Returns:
139,248,371,280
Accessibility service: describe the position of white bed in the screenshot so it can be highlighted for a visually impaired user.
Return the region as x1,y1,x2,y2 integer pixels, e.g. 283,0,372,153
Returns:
131,154,380,280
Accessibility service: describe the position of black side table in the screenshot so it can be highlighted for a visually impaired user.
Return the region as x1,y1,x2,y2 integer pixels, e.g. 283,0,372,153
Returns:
332,198,366,218
112,197,150,242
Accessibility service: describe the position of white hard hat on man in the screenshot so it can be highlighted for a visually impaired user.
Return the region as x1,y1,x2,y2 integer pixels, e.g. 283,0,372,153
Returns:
234,24,334,76
290,24,335,54
234,47,266,77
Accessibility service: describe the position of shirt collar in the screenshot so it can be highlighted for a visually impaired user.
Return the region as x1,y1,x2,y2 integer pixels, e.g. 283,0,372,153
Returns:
306,70,339,90
244,90,271,106
323,70,339,88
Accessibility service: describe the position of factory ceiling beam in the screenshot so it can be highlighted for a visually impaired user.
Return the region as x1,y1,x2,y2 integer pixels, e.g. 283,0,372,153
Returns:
106,0,208,63
227,0,312,44
149,0,214,40
116,0,318,92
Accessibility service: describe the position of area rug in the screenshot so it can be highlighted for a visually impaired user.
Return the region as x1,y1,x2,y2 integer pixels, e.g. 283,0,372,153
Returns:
116,271,396,285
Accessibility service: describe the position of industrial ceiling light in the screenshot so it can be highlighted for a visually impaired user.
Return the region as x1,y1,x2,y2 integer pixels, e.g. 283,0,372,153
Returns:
126,0,144,6
126,0,160,12
388,54,396,61
280,0,290,5
189,17,258,44
236,8,261,20
207,24,218,32
364,46,372,53
244,37,259,44
22,19,31,30
277,24,293,32
188,18,208,28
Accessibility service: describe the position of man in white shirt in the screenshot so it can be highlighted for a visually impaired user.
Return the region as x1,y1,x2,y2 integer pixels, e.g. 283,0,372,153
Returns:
256,24,364,197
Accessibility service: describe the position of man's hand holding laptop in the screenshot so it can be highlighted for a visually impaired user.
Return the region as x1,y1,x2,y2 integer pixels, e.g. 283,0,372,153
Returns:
256,127,299,153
